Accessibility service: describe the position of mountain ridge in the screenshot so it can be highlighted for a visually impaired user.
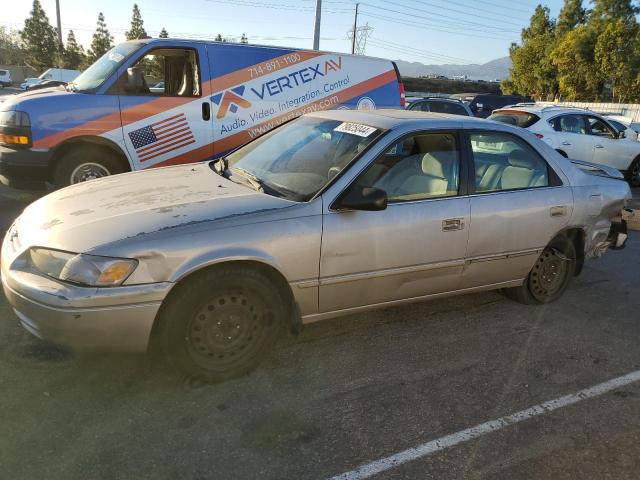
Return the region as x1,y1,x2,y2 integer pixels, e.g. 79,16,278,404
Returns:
394,56,511,81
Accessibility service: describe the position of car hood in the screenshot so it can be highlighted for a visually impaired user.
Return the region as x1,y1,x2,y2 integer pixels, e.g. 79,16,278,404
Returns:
2,85,70,109
13,163,295,253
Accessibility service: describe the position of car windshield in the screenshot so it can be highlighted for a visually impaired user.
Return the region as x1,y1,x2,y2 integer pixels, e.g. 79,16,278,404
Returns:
70,43,142,92
223,116,382,201
489,110,540,128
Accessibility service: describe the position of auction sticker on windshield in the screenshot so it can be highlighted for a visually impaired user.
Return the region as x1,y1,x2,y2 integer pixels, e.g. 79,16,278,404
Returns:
334,122,377,137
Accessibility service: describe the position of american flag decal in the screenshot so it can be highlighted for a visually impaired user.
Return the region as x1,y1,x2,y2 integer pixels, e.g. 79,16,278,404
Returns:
128,113,195,162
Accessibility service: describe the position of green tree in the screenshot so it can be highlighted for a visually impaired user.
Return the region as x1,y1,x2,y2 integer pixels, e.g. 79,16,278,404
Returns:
595,19,639,101
86,12,113,65
125,4,147,40
61,30,85,70
214,33,223,42
159,27,169,38
505,6,558,99
20,0,58,71
590,0,638,25
0,26,25,65
240,33,248,44
553,25,601,100
556,0,587,37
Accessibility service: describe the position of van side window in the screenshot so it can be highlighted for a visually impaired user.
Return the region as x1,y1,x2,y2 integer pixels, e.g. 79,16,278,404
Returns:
121,48,200,97
471,132,550,192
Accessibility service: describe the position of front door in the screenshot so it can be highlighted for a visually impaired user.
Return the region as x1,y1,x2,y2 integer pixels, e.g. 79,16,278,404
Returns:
319,131,470,313
463,130,573,288
116,43,214,170
585,115,636,171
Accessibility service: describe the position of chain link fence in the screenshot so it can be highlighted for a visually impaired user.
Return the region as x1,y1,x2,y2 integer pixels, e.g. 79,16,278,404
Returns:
538,101,640,123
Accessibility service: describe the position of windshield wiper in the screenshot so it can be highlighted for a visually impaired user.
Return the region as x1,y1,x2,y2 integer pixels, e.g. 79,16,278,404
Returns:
66,82,78,92
209,157,229,177
231,167,264,192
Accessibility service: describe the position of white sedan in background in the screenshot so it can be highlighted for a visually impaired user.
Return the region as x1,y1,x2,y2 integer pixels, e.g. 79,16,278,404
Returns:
489,105,640,186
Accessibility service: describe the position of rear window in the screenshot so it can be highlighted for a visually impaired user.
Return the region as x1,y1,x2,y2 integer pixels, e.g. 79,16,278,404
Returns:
488,110,540,128
428,101,469,116
0,70,7,75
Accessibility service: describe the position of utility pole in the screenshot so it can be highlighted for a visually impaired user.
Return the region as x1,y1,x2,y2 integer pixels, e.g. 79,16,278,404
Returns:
351,3,359,55
55,0,63,47
313,0,321,50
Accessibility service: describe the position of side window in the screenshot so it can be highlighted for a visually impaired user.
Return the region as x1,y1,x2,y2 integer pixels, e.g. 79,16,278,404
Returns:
587,116,616,139
354,133,461,202
409,101,429,112
471,132,549,192
121,48,200,97
550,114,587,134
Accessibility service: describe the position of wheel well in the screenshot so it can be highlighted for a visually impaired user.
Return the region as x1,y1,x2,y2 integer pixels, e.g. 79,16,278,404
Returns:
561,228,585,276
50,137,131,179
556,149,568,158
150,260,299,342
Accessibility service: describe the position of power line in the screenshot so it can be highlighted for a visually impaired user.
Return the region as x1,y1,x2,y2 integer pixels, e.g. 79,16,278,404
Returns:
358,11,518,41
360,0,522,32
369,37,472,63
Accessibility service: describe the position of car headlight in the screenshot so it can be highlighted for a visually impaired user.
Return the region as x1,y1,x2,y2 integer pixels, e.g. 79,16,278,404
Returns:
0,110,32,147
29,248,137,287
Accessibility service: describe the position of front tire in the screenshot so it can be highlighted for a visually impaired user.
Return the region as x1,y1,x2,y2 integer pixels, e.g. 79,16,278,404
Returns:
505,235,576,305
626,156,640,188
155,266,287,383
52,146,127,188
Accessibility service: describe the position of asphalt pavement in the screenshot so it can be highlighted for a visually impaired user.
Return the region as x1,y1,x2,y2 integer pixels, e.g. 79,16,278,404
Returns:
0,185,639,480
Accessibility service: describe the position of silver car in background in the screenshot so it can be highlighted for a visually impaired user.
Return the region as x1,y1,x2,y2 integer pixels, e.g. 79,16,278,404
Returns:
1,110,631,381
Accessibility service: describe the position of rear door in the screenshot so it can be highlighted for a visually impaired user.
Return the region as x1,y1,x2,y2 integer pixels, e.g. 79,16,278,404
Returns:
548,114,595,162
115,42,214,171
463,129,573,289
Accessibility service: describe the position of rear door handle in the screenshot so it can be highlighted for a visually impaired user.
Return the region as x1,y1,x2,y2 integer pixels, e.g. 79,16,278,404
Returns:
442,218,464,231
202,102,211,121
561,141,571,146
550,205,567,217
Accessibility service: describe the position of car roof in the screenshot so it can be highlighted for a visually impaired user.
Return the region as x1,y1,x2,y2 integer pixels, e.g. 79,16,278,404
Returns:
493,105,595,116
307,108,492,130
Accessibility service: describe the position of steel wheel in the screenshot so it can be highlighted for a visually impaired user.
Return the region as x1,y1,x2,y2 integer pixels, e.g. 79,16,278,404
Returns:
186,292,275,371
69,162,111,184
528,248,571,302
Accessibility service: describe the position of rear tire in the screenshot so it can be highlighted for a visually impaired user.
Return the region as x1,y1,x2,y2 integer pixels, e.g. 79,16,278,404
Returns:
626,156,640,188
155,266,287,383
52,146,127,188
505,235,576,305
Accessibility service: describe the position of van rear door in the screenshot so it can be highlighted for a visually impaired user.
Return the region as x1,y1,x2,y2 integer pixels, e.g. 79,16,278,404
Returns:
115,42,214,170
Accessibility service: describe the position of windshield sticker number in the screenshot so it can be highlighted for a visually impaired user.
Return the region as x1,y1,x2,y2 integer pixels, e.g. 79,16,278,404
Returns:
334,122,377,137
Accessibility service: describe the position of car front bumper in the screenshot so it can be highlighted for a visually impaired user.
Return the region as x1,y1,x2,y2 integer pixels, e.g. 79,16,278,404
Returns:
1,266,173,352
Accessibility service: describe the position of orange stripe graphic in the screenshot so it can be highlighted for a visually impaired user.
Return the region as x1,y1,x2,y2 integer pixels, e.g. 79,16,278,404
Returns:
151,70,398,169
35,52,325,149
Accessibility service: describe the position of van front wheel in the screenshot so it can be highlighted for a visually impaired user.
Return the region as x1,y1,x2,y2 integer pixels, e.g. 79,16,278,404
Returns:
52,146,127,188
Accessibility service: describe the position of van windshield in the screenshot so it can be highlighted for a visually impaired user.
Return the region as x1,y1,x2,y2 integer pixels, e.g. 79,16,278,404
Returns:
70,43,142,92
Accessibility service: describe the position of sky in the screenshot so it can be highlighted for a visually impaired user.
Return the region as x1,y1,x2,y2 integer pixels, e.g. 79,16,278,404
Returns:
2,0,568,65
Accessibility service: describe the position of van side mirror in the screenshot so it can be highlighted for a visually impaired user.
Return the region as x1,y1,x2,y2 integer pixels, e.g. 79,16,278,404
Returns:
124,67,145,93
335,186,388,211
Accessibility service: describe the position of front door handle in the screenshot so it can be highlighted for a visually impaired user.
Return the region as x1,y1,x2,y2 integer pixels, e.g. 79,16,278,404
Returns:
594,144,604,149
550,205,567,217
561,141,571,146
442,218,464,232
202,102,211,121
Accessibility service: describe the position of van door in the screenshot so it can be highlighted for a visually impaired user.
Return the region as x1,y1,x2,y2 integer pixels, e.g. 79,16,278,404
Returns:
115,43,214,171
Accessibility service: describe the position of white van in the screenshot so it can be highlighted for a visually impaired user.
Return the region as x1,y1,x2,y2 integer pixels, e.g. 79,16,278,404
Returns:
0,69,12,88
20,68,81,90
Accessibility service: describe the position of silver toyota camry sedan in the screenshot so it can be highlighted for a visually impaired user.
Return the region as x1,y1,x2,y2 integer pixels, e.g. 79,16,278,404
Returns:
1,110,631,381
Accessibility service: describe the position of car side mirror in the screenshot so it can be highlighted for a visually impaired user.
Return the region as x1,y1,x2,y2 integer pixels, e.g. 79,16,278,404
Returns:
618,130,626,139
124,67,145,93
335,186,388,211
475,103,484,112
